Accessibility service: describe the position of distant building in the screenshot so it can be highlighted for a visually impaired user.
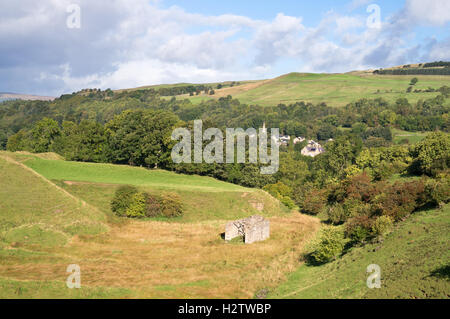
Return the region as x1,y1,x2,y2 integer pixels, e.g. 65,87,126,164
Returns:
279,135,290,145
293,137,305,144
301,140,324,157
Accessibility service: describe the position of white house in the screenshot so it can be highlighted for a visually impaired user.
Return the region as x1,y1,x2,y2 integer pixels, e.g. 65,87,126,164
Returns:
301,140,324,157
293,136,306,144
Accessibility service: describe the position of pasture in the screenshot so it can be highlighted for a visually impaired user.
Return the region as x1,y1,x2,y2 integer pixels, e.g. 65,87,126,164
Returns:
173,73,450,107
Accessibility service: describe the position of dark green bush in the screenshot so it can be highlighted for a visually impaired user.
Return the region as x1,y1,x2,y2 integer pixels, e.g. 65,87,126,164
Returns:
342,198,370,219
111,185,139,217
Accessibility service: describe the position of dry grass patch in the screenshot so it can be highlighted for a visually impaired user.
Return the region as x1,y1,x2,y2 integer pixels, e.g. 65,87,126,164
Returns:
0,213,319,298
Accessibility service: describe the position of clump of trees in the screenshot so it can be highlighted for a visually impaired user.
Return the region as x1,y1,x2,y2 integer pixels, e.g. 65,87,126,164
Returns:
111,185,184,219
263,181,295,209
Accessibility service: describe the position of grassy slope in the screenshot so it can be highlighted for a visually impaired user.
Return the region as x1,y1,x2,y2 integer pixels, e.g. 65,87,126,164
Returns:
392,128,428,145
9,153,288,222
22,156,244,192
269,204,450,299
115,80,257,93
0,152,318,298
0,154,108,248
173,73,450,107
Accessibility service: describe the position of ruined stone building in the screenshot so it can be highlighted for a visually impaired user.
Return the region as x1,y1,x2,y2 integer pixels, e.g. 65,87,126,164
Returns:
225,215,270,244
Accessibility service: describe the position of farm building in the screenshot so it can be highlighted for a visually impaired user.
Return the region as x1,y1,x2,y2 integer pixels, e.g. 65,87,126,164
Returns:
225,215,270,244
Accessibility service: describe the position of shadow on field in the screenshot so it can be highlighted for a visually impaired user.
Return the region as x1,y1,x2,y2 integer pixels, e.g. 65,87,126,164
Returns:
429,264,450,280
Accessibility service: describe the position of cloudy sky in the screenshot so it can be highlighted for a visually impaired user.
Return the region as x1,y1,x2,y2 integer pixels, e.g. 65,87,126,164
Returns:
1,0,449,96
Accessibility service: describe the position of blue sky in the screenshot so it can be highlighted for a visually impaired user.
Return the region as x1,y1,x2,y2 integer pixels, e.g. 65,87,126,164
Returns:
0,0,449,96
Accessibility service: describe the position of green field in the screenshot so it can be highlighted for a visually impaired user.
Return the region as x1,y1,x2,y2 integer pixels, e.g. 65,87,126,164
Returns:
0,154,109,247
269,204,450,299
22,156,245,192
3,152,289,222
392,128,429,145
173,73,450,107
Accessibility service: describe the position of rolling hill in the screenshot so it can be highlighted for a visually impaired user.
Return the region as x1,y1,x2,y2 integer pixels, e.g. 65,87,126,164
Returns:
159,72,450,107
0,93,55,102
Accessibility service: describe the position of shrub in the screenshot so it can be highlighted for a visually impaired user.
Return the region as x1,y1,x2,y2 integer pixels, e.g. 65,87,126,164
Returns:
342,198,370,219
345,173,380,203
280,196,295,209
345,215,374,244
145,193,162,217
410,132,450,176
372,162,395,181
111,185,139,217
372,180,424,221
301,188,326,215
125,192,147,218
263,181,292,198
424,175,450,207
159,193,184,218
264,182,294,209
372,215,393,237
311,227,345,264
326,204,348,225
111,187,184,219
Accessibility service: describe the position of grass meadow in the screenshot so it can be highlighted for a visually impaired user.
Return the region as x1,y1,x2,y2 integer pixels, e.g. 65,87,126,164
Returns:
172,73,450,107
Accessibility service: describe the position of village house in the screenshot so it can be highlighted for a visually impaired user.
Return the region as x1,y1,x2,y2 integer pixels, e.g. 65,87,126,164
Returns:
301,140,324,157
293,136,306,144
279,135,290,145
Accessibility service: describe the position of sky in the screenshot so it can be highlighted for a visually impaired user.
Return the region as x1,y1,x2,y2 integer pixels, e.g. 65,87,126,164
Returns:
0,0,449,96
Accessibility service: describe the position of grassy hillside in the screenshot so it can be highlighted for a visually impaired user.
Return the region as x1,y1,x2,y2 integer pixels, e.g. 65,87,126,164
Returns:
268,204,450,299
22,155,245,192
392,128,429,145
5,153,289,222
0,153,109,249
0,152,320,298
170,73,450,107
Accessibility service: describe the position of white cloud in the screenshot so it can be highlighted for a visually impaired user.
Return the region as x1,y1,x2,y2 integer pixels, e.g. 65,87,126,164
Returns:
405,0,450,26
0,0,449,96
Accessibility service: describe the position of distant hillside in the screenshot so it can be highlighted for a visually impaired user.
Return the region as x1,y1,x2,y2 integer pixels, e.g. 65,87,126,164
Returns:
99,61,448,107
168,72,450,107
0,93,55,102
373,61,450,76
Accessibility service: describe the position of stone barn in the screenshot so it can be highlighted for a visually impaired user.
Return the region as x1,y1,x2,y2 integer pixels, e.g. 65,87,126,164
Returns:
225,215,270,244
